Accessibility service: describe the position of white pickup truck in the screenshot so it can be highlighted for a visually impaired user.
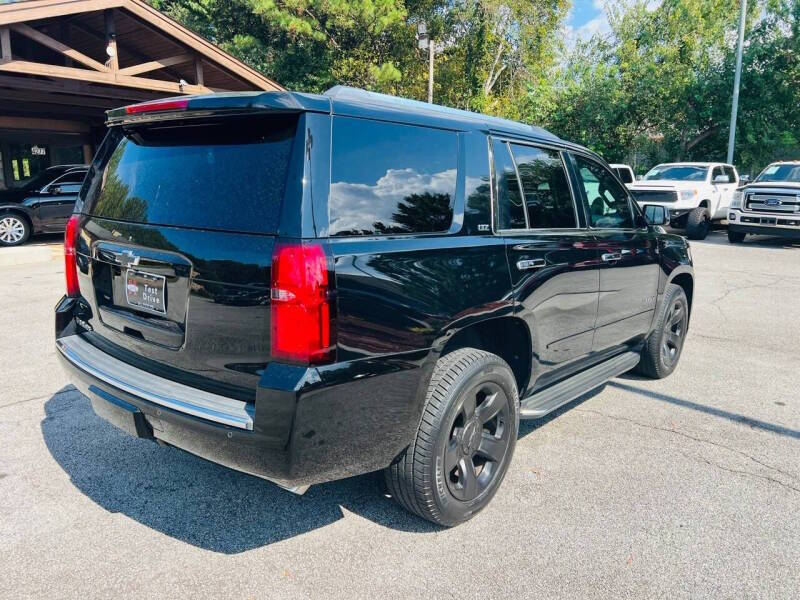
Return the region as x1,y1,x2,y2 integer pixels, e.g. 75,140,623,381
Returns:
629,162,739,239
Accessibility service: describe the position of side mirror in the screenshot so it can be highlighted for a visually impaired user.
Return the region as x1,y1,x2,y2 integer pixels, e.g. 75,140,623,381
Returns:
740,175,751,184
48,186,62,195
643,204,668,226
713,174,731,184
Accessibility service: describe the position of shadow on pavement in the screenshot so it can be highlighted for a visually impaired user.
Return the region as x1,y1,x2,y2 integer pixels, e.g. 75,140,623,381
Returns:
610,378,799,439
41,382,635,553
42,387,439,554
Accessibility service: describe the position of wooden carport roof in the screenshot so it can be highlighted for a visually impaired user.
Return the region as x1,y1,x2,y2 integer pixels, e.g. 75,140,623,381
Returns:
0,0,283,106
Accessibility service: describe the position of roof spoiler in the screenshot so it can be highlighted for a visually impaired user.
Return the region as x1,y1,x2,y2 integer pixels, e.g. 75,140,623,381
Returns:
107,91,330,126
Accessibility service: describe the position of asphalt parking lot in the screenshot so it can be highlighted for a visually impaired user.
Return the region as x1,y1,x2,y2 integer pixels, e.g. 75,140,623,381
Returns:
1,231,798,599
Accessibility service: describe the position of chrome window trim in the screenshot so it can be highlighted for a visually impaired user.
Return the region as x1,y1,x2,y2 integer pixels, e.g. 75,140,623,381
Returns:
57,335,255,430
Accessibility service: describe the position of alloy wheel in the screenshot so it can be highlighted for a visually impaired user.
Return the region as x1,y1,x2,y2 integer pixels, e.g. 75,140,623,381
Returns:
661,298,687,369
444,382,512,502
0,216,26,244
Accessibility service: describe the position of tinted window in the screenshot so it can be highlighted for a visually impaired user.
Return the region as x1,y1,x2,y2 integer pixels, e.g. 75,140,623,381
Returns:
510,144,575,229
493,140,525,229
614,167,633,184
463,135,492,235
51,171,86,186
87,115,297,234
723,166,736,182
711,166,725,182
574,155,634,229
329,118,456,236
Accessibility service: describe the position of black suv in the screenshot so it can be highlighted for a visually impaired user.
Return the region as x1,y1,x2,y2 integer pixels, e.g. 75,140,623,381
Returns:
0,164,88,246
55,88,693,526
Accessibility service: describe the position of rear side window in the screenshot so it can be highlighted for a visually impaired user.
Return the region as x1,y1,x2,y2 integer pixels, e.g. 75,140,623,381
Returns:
509,144,576,229
329,117,456,236
86,115,297,234
493,140,526,230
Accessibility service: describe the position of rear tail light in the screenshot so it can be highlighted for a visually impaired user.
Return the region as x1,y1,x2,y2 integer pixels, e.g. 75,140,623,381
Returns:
270,242,334,365
125,98,189,115
64,214,80,297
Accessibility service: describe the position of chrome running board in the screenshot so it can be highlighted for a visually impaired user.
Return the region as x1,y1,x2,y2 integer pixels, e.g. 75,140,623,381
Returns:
520,351,640,419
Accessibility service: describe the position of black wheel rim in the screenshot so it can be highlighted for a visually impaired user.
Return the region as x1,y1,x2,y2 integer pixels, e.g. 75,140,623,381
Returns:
661,298,687,368
444,382,511,502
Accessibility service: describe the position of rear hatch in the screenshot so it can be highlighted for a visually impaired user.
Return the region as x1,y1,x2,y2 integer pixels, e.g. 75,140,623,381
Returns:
76,109,301,401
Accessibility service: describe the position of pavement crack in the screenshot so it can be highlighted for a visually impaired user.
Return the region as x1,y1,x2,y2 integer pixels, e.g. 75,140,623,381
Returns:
575,408,800,484
0,386,76,411
678,451,800,494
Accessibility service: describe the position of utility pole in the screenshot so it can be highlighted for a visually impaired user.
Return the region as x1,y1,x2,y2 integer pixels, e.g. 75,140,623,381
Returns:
418,22,434,103
428,37,434,104
727,0,747,164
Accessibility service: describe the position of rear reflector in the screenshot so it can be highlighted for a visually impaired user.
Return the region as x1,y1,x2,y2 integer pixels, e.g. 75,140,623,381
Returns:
125,98,189,115
270,242,334,365
64,214,80,297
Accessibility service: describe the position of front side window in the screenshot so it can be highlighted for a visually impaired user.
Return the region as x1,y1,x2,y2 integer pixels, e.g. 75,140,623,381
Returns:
573,155,634,229
723,166,737,182
329,117,456,236
54,170,88,185
615,167,633,184
510,144,576,229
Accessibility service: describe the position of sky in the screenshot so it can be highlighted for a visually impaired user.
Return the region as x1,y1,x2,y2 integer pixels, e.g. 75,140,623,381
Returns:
565,0,612,42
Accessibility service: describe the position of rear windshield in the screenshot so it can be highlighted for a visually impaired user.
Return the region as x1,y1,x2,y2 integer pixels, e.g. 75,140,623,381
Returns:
85,115,297,234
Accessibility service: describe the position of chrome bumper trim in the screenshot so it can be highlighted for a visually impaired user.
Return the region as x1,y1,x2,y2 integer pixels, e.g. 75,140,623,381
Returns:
57,335,255,430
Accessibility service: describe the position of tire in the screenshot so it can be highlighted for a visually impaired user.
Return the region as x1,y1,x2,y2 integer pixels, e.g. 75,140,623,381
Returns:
636,283,689,379
685,207,711,240
728,230,746,243
0,212,31,247
385,348,520,526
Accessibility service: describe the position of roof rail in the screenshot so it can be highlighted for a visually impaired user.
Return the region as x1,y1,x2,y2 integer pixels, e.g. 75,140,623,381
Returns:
324,86,558,140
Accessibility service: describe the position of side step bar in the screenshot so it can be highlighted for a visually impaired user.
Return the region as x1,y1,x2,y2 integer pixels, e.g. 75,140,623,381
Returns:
520,351,640,419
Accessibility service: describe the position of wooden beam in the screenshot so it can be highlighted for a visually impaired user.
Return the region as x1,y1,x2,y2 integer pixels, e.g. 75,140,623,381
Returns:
118,53,192,76
0,73,157,101
0,27,10,64
104,9,118,72
68,20,186,83
0,115,91,134
0,1,122,27
194,56,204,86
0,60,212,94
0,87,118,109
10,23,108,72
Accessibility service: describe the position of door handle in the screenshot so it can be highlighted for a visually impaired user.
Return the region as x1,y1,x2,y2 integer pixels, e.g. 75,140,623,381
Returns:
602,253,622,262
516,258,546,271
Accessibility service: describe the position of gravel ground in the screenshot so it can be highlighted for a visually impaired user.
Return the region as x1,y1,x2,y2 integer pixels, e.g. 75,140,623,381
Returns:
1,231,798,599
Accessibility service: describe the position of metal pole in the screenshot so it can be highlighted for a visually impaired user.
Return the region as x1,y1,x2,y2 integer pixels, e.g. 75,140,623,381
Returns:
428,38,434,104
727,0,747,164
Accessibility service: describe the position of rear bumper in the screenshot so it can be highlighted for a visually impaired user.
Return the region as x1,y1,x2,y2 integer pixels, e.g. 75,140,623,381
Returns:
55,297,433,488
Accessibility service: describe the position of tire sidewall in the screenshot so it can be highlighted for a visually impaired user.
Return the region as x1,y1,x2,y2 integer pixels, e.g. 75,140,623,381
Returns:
0,213,30,247
686,207,710,240
655,288,688,376
430,361,519,525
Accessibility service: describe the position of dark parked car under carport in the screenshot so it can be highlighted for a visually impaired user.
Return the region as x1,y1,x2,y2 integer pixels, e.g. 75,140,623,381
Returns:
0,164,88,246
